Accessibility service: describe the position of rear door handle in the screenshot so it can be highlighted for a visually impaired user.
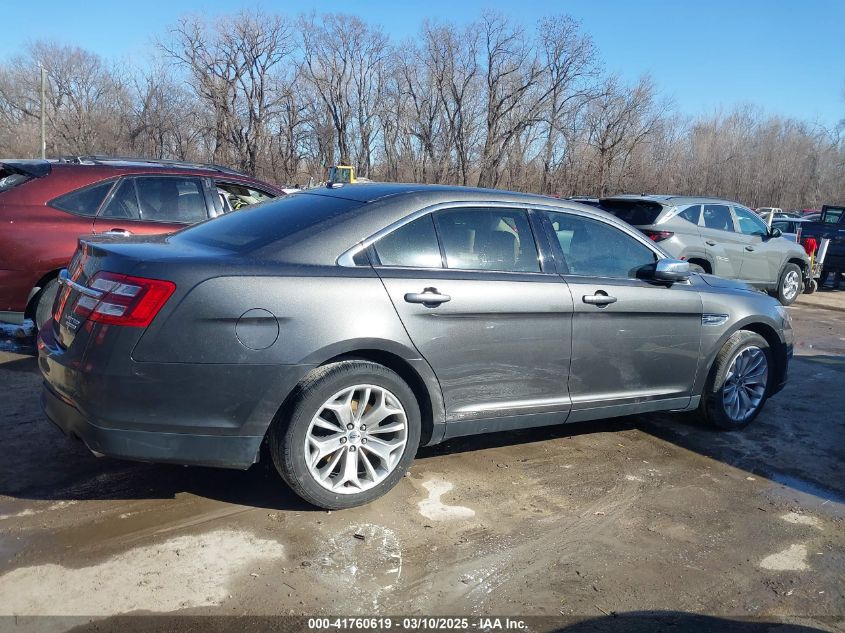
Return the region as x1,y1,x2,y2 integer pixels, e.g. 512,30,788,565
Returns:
745,246,755,252
404,287,451,306
104,228,132,236
583,293,617,306
705,240,716,246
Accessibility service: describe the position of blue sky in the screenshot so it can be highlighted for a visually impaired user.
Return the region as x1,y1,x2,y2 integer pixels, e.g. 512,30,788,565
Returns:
4,0,843,128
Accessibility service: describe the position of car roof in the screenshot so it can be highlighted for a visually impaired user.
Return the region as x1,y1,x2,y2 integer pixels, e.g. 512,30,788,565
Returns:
301,182,568,206
49,156,254,177
600,193,742,206
233,182,642,266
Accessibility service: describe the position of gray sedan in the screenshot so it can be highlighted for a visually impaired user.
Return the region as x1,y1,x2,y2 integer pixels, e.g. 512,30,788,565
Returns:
38,184,793,508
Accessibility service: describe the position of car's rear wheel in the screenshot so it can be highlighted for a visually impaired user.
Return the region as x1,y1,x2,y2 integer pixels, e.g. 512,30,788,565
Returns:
776,263,802,305
697,330,772,430
33,278,59,330
268,360,421,509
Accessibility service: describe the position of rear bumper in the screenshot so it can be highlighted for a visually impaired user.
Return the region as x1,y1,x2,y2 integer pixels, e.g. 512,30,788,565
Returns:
42,382,264,469
37,324,313,469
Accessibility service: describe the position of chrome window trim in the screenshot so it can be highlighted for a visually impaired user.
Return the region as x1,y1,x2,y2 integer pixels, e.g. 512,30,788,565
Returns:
337,200,668,267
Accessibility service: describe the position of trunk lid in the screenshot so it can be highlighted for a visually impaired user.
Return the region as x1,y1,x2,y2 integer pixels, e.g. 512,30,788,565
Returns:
51,234,226,350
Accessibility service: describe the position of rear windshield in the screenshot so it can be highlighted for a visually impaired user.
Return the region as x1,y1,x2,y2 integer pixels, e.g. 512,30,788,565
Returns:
173,192,362,252
0,168,32,193
822,207,844,224
600,199,664,226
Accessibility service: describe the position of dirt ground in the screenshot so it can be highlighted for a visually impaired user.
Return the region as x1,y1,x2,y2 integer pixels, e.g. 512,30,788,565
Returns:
0,302,843,633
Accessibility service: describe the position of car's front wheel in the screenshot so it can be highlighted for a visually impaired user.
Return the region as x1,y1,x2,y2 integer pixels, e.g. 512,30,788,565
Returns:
698,330,772,430
269,360,421,509
776,263,802,305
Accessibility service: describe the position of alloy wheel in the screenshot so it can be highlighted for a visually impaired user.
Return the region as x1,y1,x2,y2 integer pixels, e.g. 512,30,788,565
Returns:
782,270,800,301
304,384,408,494
722,346,768,422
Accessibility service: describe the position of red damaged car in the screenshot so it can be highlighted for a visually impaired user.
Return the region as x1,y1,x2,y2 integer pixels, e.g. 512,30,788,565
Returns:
0,157,285,328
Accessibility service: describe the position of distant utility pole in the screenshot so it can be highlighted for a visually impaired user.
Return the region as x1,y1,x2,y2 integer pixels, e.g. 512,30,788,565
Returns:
40,65,46,159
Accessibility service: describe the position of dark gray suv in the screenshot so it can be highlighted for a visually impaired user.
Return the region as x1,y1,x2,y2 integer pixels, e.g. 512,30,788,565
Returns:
600,195,811,305
38,184,793,509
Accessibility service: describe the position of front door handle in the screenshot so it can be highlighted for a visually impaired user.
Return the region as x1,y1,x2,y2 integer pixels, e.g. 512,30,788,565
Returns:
583,293,617,306
404,287,451,307
104,228,132,236
705,240,716,246
745,246,755,252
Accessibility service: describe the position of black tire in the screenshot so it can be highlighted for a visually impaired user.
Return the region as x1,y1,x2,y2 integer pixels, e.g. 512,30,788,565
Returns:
33,278,60,330
697,330,772,430
776,263,802,305
268,360,421,509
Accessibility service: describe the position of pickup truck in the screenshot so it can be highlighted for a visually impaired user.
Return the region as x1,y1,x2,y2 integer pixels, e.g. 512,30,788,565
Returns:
799,205,845,277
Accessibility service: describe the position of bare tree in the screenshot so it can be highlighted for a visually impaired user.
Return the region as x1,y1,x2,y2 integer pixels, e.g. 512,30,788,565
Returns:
535,15,597,194
0,10,841,210
160,10,294,174
585,75,662,196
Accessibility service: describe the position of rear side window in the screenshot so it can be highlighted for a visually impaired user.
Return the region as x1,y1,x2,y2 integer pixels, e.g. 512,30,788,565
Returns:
434,208,540,272
702,204,734,232
373,215,442,268
601,200,664,226
677,204,701,224
50,181,114,216
100,179,141,220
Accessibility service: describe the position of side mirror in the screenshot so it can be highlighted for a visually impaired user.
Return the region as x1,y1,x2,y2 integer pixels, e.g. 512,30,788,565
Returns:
653,258,690,282
769,227,782,238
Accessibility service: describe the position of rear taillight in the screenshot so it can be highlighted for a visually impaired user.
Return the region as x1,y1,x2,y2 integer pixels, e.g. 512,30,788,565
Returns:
71,272,175,327
641,229,674,242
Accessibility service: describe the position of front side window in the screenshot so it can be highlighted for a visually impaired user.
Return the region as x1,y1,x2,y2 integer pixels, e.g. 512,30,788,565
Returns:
135,176,208,223
50,180,115,217
372,215,442,268
434,208,540,272
734,206,768,236
216,181,276,212
771,220,790,234
702,204,735,232
547,211,657,278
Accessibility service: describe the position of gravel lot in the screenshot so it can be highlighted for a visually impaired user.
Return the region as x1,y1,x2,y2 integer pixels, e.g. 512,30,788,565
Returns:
0,300,842,632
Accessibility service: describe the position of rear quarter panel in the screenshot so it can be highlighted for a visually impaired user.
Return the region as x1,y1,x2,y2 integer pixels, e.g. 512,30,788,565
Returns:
131,268,418,365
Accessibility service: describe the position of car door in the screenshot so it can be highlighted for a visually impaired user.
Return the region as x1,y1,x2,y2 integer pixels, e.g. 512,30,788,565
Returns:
369,205,574,435
92,175,212,236
734,205,780,284
542,209,702,421
700,203,746,279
